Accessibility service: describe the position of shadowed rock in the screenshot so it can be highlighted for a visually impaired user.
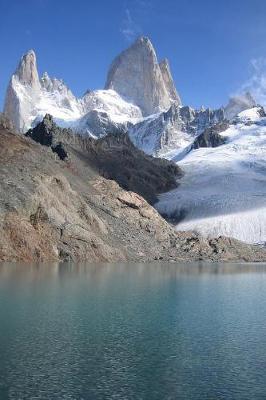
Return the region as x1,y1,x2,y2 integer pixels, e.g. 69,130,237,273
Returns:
191,122,229,149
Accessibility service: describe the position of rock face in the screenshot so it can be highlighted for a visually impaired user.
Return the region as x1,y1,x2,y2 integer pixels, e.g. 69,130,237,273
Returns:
159,58,181,104
0,113,13,130
129,103,225,155
14,50,41,90
0,123,265,263
191,122,228,149
76,132,182,204
105,36,181,116
224,92,256,120
4,50,41,132
26,114,56,147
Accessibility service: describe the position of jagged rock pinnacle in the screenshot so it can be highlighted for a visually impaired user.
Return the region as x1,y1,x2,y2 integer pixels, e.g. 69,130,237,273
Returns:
15,49,40,90
105,36,181,116
159,58,181,104
4,49,41,132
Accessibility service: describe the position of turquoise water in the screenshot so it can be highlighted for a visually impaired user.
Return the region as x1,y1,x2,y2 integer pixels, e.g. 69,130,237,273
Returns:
1,263,266,399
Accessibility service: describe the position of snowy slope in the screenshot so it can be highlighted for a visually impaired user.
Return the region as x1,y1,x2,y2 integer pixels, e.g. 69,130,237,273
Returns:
4,50,143,135
128,103,225,155
156,107,266,244
12,74,142,135
32,87,142,137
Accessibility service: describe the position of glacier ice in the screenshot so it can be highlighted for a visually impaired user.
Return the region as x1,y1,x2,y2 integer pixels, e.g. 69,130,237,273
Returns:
156,107,266,244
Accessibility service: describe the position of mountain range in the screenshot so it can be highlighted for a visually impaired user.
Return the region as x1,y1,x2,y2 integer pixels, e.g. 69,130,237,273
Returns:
1,36,265,258
4,36,255,152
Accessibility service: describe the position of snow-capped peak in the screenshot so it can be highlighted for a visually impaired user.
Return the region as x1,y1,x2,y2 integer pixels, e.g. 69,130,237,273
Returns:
14,49,40,90
4,49,143,134
233,106,266,124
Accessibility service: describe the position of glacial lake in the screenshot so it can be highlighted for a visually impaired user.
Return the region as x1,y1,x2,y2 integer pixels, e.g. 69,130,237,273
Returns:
1,263,266,400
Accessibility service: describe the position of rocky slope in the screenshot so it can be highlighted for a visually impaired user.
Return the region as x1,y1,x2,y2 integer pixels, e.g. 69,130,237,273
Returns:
0,120,265,263
26,115,182,204
0,112,13,130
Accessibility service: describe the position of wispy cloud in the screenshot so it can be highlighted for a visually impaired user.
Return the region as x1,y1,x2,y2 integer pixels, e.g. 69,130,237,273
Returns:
240,58,266,105
120,8,142,42
120,0,153,42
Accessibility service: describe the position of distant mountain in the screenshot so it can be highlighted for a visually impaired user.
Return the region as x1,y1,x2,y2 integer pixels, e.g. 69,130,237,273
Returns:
4,37,181,135
128,103,225,155
3,37,259,159
4,49,142,135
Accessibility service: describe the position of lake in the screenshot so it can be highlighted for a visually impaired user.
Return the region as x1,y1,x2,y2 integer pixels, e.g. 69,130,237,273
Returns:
1,263,266,399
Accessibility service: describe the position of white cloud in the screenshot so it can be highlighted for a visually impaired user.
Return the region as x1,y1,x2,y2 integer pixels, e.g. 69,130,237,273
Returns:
120,8,141,42
240,58,266,106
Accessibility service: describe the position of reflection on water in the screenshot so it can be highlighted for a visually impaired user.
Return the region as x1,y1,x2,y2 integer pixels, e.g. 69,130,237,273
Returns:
1,261,266,280
1,262,266,400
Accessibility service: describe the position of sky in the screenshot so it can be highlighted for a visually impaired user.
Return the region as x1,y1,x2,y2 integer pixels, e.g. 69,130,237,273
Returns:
1,0,266,110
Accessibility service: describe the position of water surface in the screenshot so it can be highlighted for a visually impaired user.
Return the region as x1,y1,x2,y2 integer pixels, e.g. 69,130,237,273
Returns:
1,263,266,400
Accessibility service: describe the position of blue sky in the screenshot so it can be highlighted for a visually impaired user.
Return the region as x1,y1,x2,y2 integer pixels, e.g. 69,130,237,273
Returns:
1,0,266,109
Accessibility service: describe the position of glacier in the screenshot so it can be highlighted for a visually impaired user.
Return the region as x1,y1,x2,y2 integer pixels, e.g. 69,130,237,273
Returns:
156,108,266,244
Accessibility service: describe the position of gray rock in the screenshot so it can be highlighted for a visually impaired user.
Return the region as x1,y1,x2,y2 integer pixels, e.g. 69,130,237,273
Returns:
105,36,181,116
159,58,181,104
14,49,41,90
129,102,225,155
78,109,128,138
191,122,229,149
25,114,71,160
0,113,13,130
4,50,41,132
